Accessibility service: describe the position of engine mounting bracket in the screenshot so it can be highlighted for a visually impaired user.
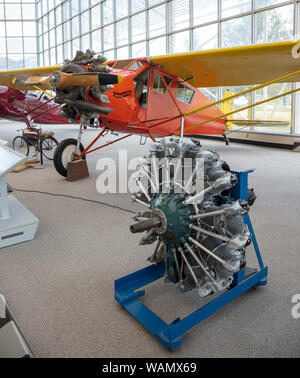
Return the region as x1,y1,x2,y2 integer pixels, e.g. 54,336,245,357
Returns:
114,170,268,349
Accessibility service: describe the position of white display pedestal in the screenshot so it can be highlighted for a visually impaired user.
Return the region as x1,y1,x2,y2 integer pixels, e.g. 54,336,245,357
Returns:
0,145,39,248
0,192,39,248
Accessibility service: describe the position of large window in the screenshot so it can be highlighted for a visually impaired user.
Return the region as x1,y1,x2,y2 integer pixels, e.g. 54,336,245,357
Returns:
148,5,166,38
149,36,166,55
131,12,146,43
169,0,190,32
169,30,189,53
116,19,128,47
0,0,36,69
193,0,218,26
221,15,252,47
221,0,252,18
255,4,294,43
193,24,218,51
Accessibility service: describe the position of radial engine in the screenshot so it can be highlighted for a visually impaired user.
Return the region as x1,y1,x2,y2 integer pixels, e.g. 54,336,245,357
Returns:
56,49,113,125
130,137,255,298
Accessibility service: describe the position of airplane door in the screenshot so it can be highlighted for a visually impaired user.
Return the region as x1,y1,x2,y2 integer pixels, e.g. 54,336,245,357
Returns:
147,68,181,134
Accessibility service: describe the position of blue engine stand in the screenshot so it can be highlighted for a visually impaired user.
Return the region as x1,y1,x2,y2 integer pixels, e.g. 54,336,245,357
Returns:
114,170,268,349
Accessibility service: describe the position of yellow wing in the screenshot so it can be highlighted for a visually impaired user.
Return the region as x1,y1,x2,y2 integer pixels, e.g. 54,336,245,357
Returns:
0,65,62,90
150,40,300,87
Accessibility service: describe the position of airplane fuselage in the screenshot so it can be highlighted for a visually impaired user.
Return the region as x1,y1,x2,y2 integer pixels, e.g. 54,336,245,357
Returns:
0,59,226,138
87,58,226,138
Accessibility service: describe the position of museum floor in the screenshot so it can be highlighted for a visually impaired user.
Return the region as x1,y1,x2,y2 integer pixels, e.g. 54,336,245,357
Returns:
0,120,299,358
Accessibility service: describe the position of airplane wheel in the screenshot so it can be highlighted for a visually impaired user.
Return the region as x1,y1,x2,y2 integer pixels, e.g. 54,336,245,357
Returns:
53,138,85,177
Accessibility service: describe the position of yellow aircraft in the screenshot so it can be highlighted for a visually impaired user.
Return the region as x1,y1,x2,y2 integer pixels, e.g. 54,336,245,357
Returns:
0,40,299,176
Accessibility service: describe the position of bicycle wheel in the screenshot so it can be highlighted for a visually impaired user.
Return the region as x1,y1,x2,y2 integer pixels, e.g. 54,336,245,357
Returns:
12,136,29,156
41,136,59,160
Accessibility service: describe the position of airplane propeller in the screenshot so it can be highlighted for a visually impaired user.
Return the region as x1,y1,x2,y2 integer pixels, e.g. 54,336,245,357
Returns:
13,71,123,91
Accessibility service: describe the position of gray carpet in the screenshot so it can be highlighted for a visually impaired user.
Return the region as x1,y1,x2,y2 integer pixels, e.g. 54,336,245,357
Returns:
0,120,299,358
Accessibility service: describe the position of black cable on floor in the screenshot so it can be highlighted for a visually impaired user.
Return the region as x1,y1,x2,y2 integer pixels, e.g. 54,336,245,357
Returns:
7,184,136,215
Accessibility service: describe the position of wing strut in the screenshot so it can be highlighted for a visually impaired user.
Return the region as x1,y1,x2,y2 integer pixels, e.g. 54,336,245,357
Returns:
173,69,300,135
176,86,300,135
127,68,300,135
183,69,300,117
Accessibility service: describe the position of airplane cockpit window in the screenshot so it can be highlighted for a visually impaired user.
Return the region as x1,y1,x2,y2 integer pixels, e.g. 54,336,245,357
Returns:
127,61,143,70
133,67,150,108
152,70,172,94
177,83,195,104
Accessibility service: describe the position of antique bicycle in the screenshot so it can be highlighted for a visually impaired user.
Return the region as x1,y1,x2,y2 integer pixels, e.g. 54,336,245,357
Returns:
13,125,58,160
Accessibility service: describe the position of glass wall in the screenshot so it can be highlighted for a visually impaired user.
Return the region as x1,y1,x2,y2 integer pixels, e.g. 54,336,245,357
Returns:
34,1,300,63
33,0,300,135
0,0,36,69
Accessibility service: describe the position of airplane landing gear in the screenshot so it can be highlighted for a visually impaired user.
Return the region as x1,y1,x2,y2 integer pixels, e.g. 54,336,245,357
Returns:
53,138,85,177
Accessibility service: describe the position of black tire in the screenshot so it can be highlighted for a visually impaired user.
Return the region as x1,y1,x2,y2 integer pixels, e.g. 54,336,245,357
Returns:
12,136,29,156
53,138,85,177
41,136,59,160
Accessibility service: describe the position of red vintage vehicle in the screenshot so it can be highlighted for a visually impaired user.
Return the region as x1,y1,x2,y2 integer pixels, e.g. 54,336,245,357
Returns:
0,85,68,127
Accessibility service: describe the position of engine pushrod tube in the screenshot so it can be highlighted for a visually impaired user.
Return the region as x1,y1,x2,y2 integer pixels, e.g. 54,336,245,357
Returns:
177,247,199,287
151,156,160,192
190,208,227,219
191,225,230,243
184,243,217,285
136,179,151,202
141,164,157,193
184,184,214,205
188,237,226,265
153,240,162,261
184,161,201,194
173,157,182,185
131,195,150,208
172,247,181,280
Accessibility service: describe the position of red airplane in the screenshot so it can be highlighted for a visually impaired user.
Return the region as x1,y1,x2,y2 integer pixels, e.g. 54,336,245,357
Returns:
0,85,68,127
0,40,299,178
